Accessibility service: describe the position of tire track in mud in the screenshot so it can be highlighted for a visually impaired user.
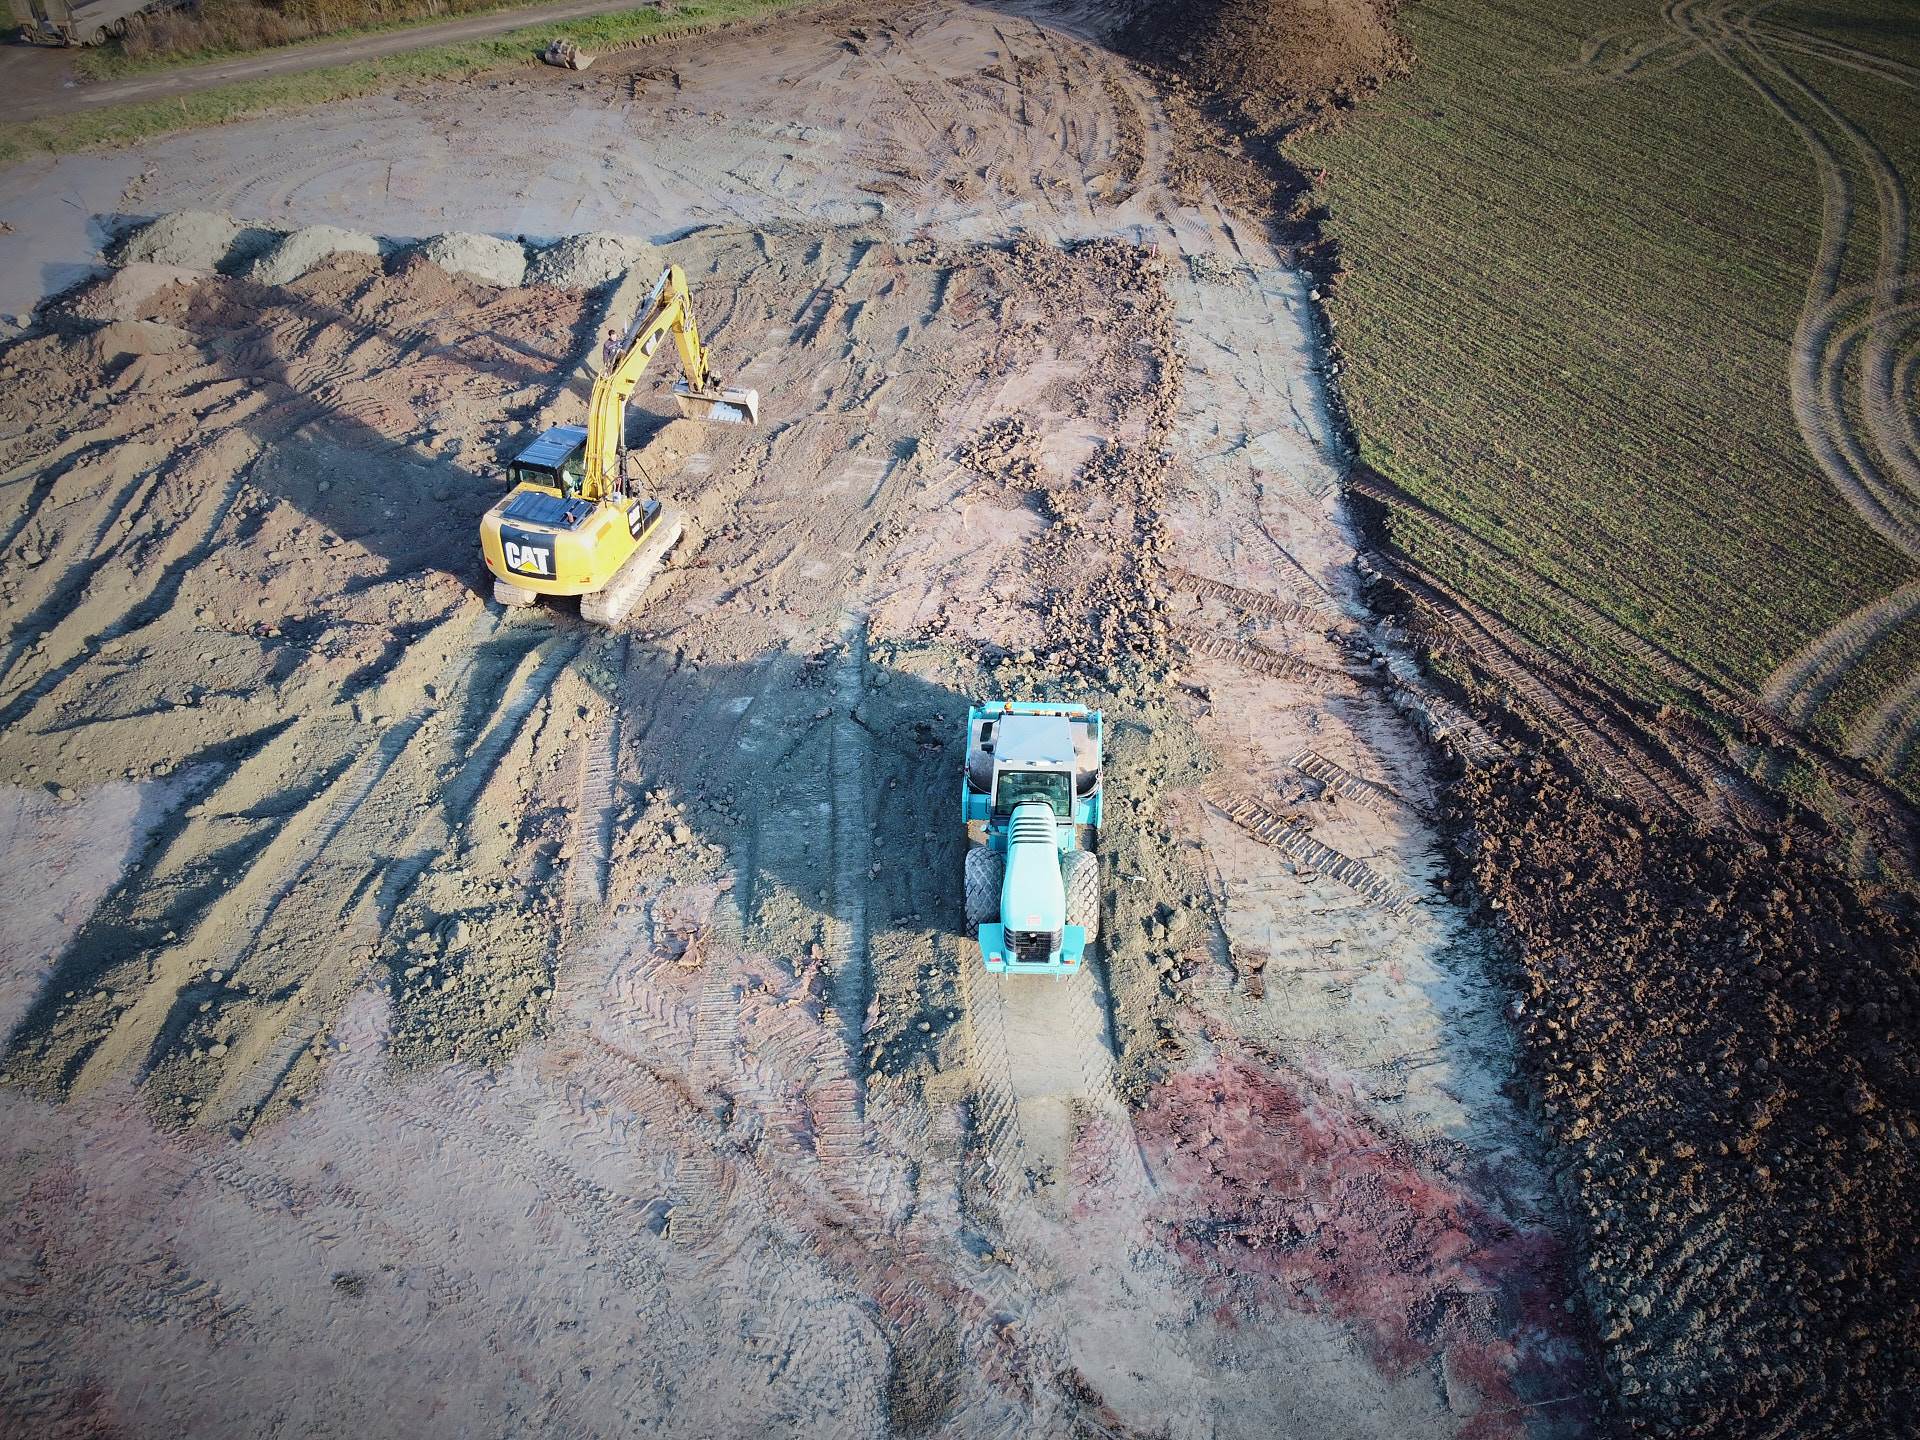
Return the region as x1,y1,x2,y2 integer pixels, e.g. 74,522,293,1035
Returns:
566,717,620,912
1847,664,1920,773
1570,3,1920,746
1288,748,1410,818
955,953,1186,1434
1663,3,1920,735
1166,566,1334,625
1353,463,1920,850
1751,23,1920,90
1175,624,1353,691
1205,790,1416,915
824,612,873,1121
494,937,1055,1419
1761,576,1920,725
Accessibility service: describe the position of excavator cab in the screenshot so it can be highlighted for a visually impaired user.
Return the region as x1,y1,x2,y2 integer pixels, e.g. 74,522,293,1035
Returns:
506,425,590,499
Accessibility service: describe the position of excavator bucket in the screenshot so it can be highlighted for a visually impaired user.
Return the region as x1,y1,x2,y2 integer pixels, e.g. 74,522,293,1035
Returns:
672,379,760,425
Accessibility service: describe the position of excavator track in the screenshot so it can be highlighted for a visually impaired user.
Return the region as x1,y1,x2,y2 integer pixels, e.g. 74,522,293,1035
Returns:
580,509,685,628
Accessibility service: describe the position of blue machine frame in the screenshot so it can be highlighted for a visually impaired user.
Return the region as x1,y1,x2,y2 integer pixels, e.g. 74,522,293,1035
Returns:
961,701,1103,976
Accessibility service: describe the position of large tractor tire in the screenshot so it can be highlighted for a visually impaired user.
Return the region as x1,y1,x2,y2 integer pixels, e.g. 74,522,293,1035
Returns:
1064,848,1099,941
964,845,1005,927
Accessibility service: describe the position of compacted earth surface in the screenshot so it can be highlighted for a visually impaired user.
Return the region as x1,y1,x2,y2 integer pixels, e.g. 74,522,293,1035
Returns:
3,2,1910,1438
0,4,1601,1436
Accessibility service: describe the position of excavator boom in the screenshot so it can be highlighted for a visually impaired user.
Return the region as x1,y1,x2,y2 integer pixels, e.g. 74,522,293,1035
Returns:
586,264,759,498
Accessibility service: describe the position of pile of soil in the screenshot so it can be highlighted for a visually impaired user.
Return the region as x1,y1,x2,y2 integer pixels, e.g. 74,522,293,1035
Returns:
108,210,245,270
45,262,198,325
1449,747,1920,1436
104,213,673,300
1115,0,1410,129
417,232,528,288
1106,0,1408,260
524,232,664,289
246,224,382,286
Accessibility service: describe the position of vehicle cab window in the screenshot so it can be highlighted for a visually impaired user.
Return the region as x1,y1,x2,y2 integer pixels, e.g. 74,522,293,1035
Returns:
993,769,1069,819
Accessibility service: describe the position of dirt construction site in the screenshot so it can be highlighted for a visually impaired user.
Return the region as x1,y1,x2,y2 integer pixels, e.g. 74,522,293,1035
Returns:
0,3,1614,1435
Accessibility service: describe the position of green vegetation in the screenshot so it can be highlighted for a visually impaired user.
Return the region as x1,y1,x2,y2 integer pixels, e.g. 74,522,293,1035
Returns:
79,0,569,78
0,0,810,164
1290,0,1920,784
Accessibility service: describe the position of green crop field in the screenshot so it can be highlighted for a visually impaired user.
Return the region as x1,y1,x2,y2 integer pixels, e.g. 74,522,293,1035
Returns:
1291,0,1920,790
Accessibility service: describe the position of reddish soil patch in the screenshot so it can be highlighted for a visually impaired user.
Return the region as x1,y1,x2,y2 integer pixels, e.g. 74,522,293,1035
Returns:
1139,1053,1596,1437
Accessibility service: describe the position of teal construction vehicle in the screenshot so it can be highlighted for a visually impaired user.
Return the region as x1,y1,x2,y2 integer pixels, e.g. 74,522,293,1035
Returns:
961,701,1103,976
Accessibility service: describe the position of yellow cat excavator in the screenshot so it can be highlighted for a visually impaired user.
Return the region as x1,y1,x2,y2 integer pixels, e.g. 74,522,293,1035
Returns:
480,263,760,626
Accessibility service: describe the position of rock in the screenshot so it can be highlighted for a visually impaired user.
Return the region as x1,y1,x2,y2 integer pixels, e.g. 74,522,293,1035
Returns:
54,785,75,802
542,38,595,70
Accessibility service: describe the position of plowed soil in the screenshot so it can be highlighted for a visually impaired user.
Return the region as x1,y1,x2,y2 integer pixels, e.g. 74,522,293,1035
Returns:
1446,740,1920,1437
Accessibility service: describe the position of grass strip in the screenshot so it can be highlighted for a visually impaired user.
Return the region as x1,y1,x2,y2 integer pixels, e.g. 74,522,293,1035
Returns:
0,0,812,165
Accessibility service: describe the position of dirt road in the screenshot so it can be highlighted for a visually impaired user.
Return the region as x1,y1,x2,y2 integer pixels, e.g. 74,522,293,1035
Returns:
0,3,1597,1435
0,0,769,123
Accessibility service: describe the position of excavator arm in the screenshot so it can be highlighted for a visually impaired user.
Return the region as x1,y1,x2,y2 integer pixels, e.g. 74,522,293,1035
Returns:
582,264,759,500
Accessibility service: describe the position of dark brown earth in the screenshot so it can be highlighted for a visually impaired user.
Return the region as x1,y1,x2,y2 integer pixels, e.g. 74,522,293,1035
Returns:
1436,716,1920,1439
1348,497,1920,1437
1118,0,1409,130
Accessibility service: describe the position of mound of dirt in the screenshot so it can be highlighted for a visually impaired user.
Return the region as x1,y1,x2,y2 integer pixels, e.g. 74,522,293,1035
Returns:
78,319,197,363
1116,0,1409,130
525,232,664,289
108,210,244,271
1449,748,1920,1436
44,262,200,325
417,232,528,288
247,224,382,287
